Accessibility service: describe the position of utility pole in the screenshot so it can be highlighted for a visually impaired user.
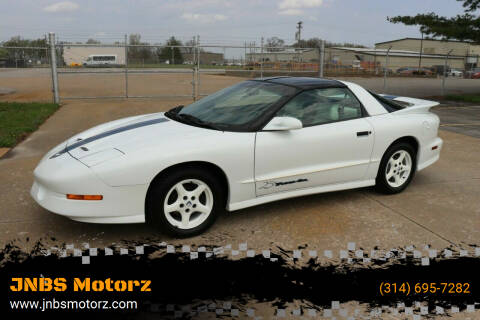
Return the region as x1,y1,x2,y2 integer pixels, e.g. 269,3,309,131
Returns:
296,21,303,45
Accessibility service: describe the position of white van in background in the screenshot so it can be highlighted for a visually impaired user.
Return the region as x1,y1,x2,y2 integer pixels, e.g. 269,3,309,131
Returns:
83,55,119,67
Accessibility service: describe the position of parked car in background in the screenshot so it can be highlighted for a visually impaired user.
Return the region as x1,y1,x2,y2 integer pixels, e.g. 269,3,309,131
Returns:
352,60,362,69
416,68,434,76
430,65,450,76
448,69,463,77
396,67,433,76
465,68,480,79
379,67,393,75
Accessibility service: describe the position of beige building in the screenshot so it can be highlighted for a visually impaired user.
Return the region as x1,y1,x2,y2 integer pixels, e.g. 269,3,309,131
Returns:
63,46,126,66
247,44,467,72
329,47,465,71
376,37,480,56
375,37,480,69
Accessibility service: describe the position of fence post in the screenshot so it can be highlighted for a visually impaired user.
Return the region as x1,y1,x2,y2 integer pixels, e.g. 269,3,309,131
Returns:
192,36,197,101
319,40,325,78
196,35,200,100
124,34,129,98
192,67,196,101
260,37,264,79
244,42,247,67
383,46,392,92
48,33,60,104
442,49,453,96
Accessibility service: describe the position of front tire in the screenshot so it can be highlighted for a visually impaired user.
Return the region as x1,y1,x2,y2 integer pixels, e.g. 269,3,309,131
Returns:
146,168,224,237
375,142,416,194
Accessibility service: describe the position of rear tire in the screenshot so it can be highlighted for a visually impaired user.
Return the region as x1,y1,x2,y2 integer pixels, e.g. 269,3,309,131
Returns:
375,142,416,194
146,168,224,237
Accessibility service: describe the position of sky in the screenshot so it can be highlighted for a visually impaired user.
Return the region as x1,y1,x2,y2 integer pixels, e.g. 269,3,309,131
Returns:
0,0,468,55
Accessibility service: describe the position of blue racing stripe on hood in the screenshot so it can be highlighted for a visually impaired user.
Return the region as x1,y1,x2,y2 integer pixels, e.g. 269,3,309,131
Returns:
50,117,168,159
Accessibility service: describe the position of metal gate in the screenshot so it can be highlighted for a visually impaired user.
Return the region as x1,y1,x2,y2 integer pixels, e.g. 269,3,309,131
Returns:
48,33,202,103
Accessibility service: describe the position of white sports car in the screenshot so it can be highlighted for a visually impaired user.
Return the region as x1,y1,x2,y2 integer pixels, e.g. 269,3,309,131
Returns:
31,77,443,236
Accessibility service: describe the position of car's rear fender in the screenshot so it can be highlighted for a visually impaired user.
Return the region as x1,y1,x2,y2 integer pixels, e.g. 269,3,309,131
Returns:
365,111,441,179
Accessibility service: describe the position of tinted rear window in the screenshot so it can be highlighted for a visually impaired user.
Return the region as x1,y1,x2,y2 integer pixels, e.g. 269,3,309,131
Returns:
368,91,405,113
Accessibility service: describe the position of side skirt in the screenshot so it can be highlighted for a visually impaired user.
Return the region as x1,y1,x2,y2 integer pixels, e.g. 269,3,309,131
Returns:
227,179,376,211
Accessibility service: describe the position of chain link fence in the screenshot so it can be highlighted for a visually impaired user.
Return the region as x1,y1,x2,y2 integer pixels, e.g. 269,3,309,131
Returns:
0,46,49,68
1,33,479,103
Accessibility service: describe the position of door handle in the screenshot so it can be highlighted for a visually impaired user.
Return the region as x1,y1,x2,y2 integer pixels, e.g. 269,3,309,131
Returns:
356,131,371,137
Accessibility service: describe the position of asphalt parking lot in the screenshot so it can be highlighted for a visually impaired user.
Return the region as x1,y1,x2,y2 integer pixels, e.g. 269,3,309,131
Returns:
433,104,480,138
0,69,479,259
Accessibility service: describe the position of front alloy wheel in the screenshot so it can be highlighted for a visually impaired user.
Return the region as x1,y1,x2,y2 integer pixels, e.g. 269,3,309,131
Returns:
164,179,213,230
146,167,224,237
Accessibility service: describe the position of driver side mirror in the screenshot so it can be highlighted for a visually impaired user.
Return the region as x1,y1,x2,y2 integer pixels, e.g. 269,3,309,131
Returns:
263,116,303,131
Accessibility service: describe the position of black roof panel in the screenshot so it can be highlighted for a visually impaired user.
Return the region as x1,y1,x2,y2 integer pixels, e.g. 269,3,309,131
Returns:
255,77,346,89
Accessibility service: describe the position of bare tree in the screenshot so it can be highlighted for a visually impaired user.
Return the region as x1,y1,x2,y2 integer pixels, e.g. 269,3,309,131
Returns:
265,37,285,52
184,39,196,54
86,38,101,44
128,34,153,62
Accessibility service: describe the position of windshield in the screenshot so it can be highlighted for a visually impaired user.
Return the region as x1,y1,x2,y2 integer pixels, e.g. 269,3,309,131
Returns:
170,81,296,131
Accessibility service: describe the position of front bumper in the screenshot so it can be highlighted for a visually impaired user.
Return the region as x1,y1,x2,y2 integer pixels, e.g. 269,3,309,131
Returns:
31,152,148,224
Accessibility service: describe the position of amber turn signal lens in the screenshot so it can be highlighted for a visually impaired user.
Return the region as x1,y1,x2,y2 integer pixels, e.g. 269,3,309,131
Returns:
66,194,103,200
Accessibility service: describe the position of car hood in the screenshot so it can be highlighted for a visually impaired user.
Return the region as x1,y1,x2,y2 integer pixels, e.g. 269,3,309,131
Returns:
63,112,216,164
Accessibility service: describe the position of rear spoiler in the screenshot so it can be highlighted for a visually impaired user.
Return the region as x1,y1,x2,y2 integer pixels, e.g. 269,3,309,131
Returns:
379,94,439,114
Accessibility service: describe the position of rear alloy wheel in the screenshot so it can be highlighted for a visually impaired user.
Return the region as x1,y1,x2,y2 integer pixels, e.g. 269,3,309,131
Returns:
375,142,416,194
147,168,224,237
385,150,412,188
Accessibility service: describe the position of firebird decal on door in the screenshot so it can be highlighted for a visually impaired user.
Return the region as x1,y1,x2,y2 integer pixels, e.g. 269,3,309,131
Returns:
259,178,308,190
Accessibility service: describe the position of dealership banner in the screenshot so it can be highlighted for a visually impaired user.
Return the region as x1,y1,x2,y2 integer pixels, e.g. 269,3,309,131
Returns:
1,239,479,318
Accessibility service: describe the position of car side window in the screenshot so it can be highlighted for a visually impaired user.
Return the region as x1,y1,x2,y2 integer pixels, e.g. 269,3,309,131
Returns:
276,87,363,127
